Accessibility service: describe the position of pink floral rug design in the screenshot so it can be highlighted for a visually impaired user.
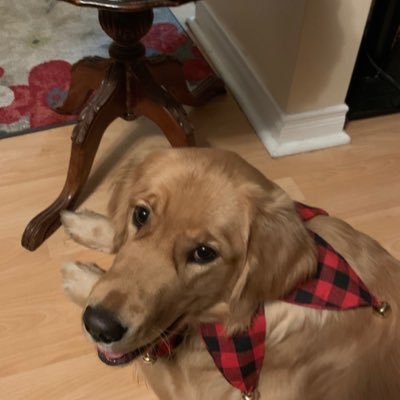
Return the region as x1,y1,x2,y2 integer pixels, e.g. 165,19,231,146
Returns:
0,3,211,139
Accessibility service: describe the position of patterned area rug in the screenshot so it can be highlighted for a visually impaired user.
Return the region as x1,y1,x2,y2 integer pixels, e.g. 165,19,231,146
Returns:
0,1,211,139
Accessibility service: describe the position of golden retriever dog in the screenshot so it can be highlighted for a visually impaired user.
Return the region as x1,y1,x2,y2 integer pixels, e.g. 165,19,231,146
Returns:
61,148,400,400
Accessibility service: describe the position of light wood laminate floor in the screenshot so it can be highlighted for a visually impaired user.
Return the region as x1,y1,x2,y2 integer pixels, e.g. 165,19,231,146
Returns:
1,92,400,399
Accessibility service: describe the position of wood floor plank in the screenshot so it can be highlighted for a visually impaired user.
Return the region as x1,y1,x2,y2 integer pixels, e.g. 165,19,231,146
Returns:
1,354,157,400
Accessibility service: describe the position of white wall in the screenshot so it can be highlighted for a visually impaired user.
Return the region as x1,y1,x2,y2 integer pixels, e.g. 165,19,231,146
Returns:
287,0,372,113
204,0,305,111
203,0,372,113
191,0,372,156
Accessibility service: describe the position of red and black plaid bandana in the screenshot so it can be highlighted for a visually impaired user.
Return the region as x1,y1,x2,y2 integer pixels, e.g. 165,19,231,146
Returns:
200,306,266,395
149,202,381,398
287,202,381,310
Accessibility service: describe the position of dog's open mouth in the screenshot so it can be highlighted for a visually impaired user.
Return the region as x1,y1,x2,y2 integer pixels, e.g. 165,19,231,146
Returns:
96,316,184,366
97,344,148,366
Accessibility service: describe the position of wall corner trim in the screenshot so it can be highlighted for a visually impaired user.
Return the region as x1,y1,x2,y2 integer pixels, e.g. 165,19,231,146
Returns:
187,2,351,157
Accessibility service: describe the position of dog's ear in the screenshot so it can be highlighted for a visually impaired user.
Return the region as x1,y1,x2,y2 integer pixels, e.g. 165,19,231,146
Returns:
228,181,317,330
61,210,115,253
62,262,105,307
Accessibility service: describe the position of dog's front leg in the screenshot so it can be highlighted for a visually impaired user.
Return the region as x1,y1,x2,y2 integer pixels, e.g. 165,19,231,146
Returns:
61,210,115,253
62,262,105,307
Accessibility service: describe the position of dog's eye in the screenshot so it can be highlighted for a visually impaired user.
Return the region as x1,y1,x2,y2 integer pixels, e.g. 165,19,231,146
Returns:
133,206,150,228
188,245,218,264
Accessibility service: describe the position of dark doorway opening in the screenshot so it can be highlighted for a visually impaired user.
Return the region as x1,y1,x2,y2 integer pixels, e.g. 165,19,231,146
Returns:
346,0,400,120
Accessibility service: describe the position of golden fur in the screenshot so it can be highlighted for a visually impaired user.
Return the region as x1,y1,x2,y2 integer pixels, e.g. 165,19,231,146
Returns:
62,148,400,399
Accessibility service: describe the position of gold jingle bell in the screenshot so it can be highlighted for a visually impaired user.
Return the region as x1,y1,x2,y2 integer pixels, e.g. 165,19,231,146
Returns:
242,392,259,400
142,352,157,364
373,301,391,318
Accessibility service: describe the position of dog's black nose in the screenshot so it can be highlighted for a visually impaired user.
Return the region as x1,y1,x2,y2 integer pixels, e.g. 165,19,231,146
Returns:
83,306,127,344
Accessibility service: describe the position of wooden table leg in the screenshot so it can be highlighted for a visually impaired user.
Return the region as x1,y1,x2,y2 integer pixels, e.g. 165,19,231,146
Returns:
132,63,195,146
21,64,126,251
134,96,194,146
147,56,226,106
56,57,111,115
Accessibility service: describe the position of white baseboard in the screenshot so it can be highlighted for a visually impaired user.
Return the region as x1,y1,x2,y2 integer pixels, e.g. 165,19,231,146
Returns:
187,3,351,158
170,3,195,28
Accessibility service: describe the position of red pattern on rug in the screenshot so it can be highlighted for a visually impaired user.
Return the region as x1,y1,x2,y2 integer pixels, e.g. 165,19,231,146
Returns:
0,21,212,136
0,61,75,127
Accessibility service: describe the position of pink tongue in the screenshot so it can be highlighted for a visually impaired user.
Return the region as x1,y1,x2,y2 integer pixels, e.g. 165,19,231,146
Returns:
101,349,125,360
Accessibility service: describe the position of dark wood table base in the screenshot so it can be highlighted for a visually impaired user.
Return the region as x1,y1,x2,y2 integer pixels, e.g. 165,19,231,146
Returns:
21,8,225,251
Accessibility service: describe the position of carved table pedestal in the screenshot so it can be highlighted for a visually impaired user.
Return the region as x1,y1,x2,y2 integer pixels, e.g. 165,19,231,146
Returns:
21,0,224,251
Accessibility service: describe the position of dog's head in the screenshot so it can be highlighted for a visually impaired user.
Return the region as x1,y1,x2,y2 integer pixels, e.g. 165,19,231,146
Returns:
81,149,316,365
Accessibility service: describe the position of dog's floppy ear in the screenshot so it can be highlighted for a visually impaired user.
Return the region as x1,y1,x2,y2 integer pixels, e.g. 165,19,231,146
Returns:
228,180,317,329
